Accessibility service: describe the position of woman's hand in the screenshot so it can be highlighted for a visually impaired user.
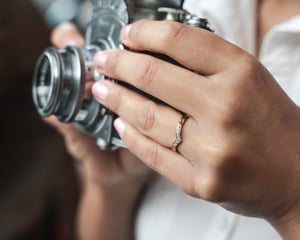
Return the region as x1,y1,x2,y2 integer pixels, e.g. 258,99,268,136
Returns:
45,23,152,240
48,22,151,193
91,20,300,236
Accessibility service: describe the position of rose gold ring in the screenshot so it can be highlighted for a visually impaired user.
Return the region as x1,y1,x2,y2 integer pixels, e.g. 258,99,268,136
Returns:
171,114,189,152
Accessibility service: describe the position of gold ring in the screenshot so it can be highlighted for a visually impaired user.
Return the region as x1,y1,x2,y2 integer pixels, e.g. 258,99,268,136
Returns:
171,114,189,152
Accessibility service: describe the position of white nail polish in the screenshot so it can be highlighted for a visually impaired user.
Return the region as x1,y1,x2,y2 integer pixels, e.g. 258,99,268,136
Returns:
114,118,126,136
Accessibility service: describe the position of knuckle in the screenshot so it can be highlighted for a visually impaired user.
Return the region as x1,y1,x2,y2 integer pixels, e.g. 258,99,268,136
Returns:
159,21,186,50
136,100,157,132
214,79,251,128
197,170,225,202
130,19,148,40
218,97,245,127
211,137,242,173
238,54,258,75
230,53,259,87
135,57,158,89
183,179,199,198
105,50,123,76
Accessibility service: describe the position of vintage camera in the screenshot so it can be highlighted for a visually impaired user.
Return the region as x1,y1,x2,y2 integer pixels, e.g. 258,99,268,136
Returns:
32,0,211,150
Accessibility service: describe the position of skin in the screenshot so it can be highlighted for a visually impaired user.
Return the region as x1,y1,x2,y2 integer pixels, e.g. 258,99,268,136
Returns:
91,5,300,240
48,22,152,240
46,0,300,239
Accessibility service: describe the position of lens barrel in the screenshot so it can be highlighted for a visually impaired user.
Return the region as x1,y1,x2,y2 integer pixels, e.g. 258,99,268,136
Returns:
32,46,85,123
32,45,122,150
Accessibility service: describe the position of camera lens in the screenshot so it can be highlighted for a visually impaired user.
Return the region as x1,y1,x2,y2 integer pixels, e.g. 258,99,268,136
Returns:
32,44,123,149
32,46,85,122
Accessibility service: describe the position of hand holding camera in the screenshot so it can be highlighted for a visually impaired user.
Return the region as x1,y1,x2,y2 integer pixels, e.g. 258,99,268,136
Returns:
45,22,153,239
91,10,300,238
33,0,211,150
33,0,300,238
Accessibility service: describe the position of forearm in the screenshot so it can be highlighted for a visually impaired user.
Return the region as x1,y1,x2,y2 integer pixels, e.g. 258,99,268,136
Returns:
77,180,136,240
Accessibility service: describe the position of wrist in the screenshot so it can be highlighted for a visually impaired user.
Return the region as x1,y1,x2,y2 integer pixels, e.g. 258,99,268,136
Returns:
83,173,145,211
78,180,137,240
270,206,300,240
81,156,152,204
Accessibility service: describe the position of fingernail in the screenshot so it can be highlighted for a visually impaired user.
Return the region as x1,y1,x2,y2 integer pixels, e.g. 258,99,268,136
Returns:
92,82,108,101
114,118,126,136
66,39,84,47
94,52,107,69
120,24,132,40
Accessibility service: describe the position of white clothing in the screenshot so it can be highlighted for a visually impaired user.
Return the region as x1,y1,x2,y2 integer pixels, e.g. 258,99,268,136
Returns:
135,0,300,239
136,175,279,240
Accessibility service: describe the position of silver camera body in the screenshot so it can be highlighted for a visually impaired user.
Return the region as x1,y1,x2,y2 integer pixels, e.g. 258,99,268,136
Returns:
32,0,211,150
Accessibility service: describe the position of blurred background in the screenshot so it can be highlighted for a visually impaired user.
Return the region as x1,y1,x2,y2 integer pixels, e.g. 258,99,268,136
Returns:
0,0,90,239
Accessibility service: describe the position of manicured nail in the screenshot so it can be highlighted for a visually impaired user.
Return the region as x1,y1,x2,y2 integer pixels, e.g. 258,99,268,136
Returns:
114,118,126,136
120,24,132,40
92,82,108,101
67,39,84,47
94,52,107,69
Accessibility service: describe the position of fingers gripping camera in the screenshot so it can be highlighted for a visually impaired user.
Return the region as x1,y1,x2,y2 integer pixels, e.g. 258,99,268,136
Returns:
32,0,211,150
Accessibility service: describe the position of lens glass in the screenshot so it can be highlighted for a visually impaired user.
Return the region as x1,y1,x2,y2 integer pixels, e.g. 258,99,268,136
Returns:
36,56,52,108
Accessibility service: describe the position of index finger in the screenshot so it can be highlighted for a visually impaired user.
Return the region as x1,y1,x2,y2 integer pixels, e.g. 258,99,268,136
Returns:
120,20,245,75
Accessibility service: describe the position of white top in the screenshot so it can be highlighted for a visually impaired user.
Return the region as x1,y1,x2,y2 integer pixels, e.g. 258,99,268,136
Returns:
135,0,300,239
